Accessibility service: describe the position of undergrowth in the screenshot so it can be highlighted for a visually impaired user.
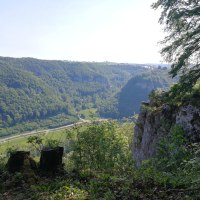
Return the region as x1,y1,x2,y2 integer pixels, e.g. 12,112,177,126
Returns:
0,121,199,199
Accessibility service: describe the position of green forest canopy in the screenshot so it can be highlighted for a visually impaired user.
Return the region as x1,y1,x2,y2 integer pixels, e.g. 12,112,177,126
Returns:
152,0,200,92
0,57,173,136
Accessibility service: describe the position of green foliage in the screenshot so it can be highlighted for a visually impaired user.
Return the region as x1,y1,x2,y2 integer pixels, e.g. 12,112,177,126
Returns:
50,186,88,200
27,136,43,152
155,125,190,171
99,70,174,118
67,121,132,174
152,0,200,92
0,120,199,199
6,146,19,157
0,113,78,137
78,108,98,120
0,153,6,176
45,139,60,149
141,124,200,198
177,143,200,191
27,135,61,152
0,57,153,136
166,81,200,107
148,89,166,106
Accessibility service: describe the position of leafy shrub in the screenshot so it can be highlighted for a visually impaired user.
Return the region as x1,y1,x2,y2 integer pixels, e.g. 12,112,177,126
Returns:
50,186,88,200
45,139,60,149
27,135,43,152
66,121,133,175
0,153,6,175
155,125,190,171
27,135,60,151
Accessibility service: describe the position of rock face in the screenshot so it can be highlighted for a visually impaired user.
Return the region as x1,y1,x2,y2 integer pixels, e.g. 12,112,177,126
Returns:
176,105,200,142
133,100,200,166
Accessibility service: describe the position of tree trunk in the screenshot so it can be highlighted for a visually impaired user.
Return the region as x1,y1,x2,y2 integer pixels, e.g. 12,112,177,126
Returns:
7,151,31,173
39,147,64,171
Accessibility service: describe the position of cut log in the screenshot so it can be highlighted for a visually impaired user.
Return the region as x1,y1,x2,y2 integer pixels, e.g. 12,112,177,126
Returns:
39,147,64,171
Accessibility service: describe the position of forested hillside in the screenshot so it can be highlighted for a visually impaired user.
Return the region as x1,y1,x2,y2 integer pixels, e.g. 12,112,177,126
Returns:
0,0,199,199
0,56,173,136
0,56,152,136
99,69,175,118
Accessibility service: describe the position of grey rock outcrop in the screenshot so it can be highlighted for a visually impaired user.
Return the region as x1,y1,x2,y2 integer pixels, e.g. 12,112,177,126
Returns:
133,100,200,166
176,105,200,142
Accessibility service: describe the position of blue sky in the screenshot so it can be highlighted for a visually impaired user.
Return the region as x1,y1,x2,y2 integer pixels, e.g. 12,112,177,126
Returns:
0,0,164,63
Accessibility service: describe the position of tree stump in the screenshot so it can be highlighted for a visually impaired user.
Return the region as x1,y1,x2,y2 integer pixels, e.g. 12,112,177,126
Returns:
7,151,30,173
39,147,64,171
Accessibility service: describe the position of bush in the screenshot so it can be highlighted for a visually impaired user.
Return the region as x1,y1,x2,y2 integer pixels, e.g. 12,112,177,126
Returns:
66,121,133,175
155,125,190,171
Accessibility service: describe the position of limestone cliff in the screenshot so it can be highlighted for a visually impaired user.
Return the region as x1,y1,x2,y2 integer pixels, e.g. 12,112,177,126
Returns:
133,93,200,166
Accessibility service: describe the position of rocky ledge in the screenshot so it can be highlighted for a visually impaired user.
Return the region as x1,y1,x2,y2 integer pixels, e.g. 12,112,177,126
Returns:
133,92,200,166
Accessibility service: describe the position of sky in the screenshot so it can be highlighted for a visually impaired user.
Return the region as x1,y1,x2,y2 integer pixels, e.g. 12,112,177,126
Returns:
0,0,165,64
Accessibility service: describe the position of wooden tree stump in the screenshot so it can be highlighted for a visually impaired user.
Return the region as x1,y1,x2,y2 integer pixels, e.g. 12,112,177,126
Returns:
39,147,64,171
7,151,30,173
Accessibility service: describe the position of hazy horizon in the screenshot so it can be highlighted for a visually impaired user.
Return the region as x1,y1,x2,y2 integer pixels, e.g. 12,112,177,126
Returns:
0,0,165,64
0,55,170,65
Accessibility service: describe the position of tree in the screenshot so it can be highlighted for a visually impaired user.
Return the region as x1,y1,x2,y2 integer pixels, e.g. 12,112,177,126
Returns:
68,121,131,174
152,0,200,92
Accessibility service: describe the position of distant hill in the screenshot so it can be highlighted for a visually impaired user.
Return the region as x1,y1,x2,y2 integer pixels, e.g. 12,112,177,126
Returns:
98,69,175,118
0,56,151,136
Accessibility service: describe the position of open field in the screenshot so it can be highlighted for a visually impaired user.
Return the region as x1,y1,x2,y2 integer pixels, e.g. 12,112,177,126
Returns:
0,121,87,155
0,118,106,155
0,129,65,155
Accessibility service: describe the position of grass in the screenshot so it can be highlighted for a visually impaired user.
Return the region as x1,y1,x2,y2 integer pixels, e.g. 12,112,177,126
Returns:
78,108,97,120
0,108,99,155
0,136,30,155
0,129,69,156
0,118,90,155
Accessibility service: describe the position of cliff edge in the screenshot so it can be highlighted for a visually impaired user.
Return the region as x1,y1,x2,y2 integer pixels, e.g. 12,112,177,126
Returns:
133,90,200,166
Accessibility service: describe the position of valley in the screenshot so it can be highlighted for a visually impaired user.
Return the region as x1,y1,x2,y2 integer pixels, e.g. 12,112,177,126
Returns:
0,0,200,199
0,56,173,137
